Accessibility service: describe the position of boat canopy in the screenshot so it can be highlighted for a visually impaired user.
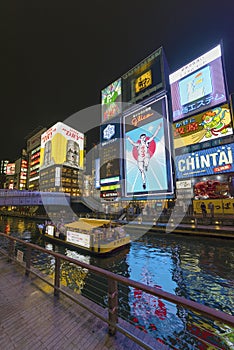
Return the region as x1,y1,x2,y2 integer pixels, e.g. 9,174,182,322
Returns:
64,218,112,231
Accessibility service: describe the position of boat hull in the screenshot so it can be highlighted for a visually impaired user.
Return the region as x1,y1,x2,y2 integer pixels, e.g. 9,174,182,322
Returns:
41,233,131,256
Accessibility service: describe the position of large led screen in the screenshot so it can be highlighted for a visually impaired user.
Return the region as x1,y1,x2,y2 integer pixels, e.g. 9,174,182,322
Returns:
101,78,122,122
122,47,168,106
40,122,84,170
124,95,173,197
173,103,233,149
100,117,123,199
175,143,234,179
170,44,228,122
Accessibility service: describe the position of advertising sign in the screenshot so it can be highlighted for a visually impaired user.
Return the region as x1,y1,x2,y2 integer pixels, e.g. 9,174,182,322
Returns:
122,47,167,106
176,179,192,189
95,158,100,189
170,44,228,121
175,143,234,179
173,104,232,148
26,128,46,152
40,122,84,170
6,163,15,175
124,95,173,197
66,231,90,248
100,117,123,199
101,78,122,122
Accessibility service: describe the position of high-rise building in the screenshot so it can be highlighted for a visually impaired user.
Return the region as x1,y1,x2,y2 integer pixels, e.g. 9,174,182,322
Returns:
26,127,46,190
14,150,28,190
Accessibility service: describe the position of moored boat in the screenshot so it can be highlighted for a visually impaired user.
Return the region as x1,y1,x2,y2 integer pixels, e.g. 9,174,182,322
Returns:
38,218,130,256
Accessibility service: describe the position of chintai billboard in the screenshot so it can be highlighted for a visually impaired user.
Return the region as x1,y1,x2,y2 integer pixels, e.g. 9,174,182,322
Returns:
175,143,234,179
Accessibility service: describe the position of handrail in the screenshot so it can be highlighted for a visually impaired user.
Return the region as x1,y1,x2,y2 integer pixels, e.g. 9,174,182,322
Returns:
0,232,233,349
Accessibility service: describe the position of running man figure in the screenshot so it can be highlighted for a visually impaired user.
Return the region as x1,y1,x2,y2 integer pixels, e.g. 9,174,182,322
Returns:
127,122,162,190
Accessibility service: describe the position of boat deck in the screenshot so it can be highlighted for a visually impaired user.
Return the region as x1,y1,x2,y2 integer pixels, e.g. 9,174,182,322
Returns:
0,253,167,350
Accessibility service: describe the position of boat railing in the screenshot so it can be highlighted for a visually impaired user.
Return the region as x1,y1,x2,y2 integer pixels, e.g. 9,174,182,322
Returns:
0,232,233,350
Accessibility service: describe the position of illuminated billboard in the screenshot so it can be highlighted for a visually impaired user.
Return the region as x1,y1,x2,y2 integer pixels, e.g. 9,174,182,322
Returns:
173,103,233,149
101,78,122,122
6,163,15,175
124,95,173,197
95,158,100,189
175,143,234,179
40,122,84,170
169,44,228,121
100,117,123,199
122,47,168,106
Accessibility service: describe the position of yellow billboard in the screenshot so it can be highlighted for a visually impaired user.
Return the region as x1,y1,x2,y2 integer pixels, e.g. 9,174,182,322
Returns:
193,199,234,215
135,70,152,93
40,122,84,170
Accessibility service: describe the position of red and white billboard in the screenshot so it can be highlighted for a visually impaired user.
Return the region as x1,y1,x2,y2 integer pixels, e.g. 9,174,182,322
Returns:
123,95,174,197
6,163,15,175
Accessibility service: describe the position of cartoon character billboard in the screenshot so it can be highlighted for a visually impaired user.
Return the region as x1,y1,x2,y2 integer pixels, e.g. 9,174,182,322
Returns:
173,103,233,149
169,44,228,121
40,122,84,170
124,95,173,197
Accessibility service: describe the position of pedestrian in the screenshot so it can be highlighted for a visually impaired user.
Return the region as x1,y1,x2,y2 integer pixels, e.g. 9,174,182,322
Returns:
208,202,214,218
200,202,207,218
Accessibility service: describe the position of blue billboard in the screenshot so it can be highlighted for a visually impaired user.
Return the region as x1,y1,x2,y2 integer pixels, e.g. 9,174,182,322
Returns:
175,143,234,179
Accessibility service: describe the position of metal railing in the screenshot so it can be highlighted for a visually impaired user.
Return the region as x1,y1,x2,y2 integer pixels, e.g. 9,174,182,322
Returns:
0,232,233,350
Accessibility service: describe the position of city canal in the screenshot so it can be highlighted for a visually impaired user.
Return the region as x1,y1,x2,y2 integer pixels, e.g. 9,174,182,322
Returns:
0,215,233,349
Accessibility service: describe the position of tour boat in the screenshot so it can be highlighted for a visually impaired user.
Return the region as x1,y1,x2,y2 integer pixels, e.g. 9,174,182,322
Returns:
38,218,130,256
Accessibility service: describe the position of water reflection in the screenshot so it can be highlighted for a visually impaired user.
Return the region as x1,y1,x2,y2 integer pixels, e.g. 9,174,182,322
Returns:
0,217,233,349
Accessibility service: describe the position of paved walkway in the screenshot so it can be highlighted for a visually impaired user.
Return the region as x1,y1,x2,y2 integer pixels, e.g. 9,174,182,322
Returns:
0,254,167,350
126,219,234,239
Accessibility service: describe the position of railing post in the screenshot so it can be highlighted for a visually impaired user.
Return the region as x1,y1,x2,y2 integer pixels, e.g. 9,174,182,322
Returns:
25,246,32,276
108,278,118,335
8,239,15,262
54,256,60,297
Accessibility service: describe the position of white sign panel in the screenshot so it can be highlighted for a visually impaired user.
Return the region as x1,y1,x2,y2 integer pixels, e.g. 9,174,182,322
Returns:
66,231,90,248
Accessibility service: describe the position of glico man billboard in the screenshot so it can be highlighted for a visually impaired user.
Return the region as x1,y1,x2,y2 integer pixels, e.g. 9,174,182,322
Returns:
40,122,84,170
169,44,228,122
123,95,174,197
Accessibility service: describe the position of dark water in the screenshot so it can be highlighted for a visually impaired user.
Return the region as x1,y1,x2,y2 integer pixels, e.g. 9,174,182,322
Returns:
0,216,233,349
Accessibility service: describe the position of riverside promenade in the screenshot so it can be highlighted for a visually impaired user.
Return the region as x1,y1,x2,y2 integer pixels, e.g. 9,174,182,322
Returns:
0,253,167,350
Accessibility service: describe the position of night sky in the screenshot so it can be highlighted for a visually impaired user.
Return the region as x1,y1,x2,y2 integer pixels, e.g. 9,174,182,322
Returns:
1,0,234,161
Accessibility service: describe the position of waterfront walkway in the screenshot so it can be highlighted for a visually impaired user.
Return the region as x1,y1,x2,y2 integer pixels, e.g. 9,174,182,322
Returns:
0,254,167,350
126,219,234,239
